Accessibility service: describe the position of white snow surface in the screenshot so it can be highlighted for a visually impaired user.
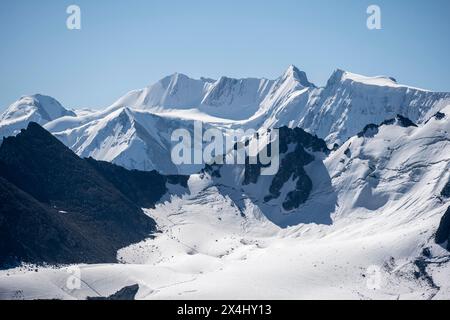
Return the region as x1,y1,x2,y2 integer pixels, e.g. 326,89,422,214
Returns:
2,66,449,174
1,107,450,300
0,94,75,138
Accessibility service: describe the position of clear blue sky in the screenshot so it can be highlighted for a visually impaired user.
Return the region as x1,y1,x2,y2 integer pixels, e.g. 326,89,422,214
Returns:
1,0,449,111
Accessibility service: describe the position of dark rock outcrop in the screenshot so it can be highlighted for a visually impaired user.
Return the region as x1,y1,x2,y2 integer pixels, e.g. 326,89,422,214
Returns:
434,112,445,120
244,126,329,211
442,179,450,198
435,206,450,250
357,124,379,138
264,143,314,211
381,114,418,128
86,159,188,209
357,115,417,140
87,284,140,300
0,176,96,268
0,123,185,268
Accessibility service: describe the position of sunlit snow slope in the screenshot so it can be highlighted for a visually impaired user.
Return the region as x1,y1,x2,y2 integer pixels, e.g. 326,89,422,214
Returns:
1,108,450,300
1,66,449,174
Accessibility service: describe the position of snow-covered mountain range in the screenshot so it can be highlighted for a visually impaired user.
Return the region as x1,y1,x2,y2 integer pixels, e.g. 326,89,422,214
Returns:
1,108,449,299
1,66,450,300
1,66,449,174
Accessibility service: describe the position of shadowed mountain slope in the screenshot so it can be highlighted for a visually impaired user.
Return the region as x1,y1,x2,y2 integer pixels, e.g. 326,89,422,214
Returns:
0,123,185,267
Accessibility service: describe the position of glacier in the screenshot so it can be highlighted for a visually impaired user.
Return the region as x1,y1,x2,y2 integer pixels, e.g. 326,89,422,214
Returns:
2,66,449,174
1,66,450,300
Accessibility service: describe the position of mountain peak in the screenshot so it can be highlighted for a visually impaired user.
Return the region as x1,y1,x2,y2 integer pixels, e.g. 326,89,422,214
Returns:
3,121,70,155
285,64,301,74
26,121,49,133
0,121,164,266
326,69,346,87
1,94,75,125
159,72,190,87
282,65,315,88
326,69,402,89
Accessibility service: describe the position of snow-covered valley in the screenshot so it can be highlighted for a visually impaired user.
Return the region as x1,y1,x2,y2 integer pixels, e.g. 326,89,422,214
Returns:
1,106,450,299
1,67,450,300
1,170,449,300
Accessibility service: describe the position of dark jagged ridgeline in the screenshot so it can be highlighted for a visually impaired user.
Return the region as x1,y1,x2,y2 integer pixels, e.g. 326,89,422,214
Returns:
435,207,450,250
357,114,418,139
0,122,186,268
425,111,446,124
244,126,329,211
87,284,140,300
86,159,188,209
381,114,418,128
357,124,380,138
434,112,446,120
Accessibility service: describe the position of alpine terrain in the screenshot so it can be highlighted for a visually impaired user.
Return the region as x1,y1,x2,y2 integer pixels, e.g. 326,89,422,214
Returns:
0,66,450,300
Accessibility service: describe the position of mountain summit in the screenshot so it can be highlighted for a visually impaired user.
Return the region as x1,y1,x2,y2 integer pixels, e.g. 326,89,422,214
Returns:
0,122,187,266
0,94,75,138
282,65,316,88
1,67,450,174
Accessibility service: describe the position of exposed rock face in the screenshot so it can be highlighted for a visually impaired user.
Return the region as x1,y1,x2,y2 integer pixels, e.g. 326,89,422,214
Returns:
87,284,140,300
268,127,328,211
243,126,329,211
357,114,418,139
86,159,188,209
436,207,450,250
0,123,186,267
0,176,98,268
381,114,418,128
357,124,380,138
434,112,445,120
442,180,450,198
